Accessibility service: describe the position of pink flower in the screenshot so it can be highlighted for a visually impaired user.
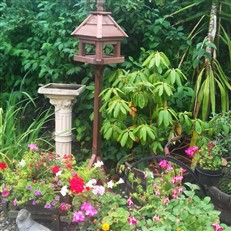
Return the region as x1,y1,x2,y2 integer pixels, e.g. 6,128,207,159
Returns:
155,190,160,196
153,215,160,222
92,185,105,195
13,198,17,206
127,197,133,206
73,211,85,223
159,160,167,169
159,160,172,171
163,197,170,205
178,186,183,194
2,190,10,197
172,194,178,199
212,222,223,231
185,146,198,158
28,144,38,151
128,216,137,225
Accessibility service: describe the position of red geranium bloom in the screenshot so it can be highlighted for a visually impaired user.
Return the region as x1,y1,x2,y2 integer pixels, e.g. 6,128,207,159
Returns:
69,175,84,194
66,163,72,169
0,162,7,170
52,166,60,174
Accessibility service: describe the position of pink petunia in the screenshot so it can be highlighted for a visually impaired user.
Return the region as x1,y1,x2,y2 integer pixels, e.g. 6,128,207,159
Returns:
2,190,10,197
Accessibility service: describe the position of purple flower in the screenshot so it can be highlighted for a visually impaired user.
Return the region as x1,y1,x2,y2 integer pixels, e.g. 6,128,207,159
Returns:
34,190,42,196
57,181,62,186
44,203,51,209
28,144,38,151
26,185,32,190
51,201,56,207
73,211,85,223
32,200,36,205
1,199,6,204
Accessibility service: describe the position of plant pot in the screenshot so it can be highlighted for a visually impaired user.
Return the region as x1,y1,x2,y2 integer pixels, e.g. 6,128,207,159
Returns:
195,166,222,187
207,186,231,226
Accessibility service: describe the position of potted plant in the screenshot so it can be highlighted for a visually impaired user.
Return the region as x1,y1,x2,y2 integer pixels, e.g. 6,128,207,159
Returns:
123,160,229,230
0,144,134,230
185,141,224,187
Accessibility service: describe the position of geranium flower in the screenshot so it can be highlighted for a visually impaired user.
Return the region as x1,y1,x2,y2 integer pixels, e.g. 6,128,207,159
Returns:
0,162,7,170
73,211,85,223
69,175,84,194
28,144,38,151
92,185,105,195
52,166,60,174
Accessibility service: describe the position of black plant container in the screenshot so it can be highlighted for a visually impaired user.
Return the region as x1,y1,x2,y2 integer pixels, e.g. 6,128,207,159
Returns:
195,166,222,187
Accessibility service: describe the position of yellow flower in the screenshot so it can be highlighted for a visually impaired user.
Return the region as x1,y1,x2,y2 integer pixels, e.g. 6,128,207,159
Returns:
102,223,110,231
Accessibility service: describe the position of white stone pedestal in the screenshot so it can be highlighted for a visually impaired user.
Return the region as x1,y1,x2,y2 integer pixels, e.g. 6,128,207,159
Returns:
38,83,85,157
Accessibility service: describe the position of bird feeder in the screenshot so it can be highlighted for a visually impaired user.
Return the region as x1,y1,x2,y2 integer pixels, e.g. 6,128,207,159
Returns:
71,0,128,65
72,0,128,167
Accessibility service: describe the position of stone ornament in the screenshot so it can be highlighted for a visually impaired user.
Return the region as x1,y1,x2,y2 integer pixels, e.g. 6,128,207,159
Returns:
16,209,51,231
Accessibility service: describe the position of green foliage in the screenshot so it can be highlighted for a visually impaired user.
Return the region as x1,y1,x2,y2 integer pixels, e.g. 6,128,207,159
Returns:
124,162,229,230
0,92,53,161
101,50,193,155
208,110,231,159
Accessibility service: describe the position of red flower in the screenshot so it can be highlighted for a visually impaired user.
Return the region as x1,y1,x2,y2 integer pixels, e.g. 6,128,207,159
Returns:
69,175,84,194
52,166,60,174
66,163,72,169
0,162,7,170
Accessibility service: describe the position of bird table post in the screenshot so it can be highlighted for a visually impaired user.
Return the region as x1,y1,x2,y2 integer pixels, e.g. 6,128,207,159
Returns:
71,0,128,167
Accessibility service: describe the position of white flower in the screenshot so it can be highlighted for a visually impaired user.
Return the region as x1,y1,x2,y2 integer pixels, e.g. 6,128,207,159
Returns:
92,185,105,195
93,160,104,168
107,180,114,188
116,178,125,184
60,185,68,196
56,170,62,176
19,159,26,167
86,179,97,188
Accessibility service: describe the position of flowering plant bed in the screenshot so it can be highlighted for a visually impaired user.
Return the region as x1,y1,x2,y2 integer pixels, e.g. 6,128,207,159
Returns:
0,145,230,230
